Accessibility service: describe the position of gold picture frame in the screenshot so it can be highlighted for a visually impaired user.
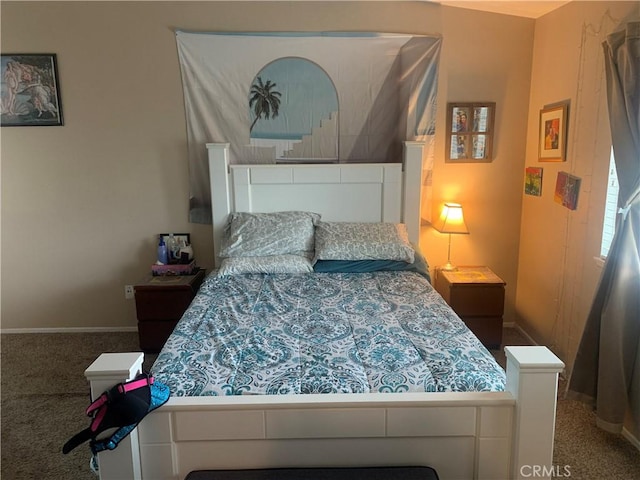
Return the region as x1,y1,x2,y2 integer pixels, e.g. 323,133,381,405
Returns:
445,102,495,162
538,103,568,162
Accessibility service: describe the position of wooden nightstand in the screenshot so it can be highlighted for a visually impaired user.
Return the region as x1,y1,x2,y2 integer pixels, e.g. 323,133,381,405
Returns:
134,269,206,353
434,266,505,349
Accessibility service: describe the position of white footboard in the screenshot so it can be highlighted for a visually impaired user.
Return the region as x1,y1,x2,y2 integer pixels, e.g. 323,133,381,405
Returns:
85,346,563,480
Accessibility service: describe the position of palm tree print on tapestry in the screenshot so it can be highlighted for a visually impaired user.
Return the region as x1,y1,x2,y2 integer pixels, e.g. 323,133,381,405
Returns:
249,77,281,133
248,57,339,162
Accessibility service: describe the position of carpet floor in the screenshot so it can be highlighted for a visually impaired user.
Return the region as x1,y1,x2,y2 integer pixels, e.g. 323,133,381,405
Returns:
1,329,639,480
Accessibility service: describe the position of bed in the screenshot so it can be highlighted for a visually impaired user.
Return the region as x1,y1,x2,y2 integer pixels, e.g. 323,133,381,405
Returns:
85,142,564,480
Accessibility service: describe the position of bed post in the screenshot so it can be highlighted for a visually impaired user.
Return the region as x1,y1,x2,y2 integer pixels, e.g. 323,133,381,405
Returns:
84,353,145,480
207,143,231,268
505,346,564,480
402,141,424,245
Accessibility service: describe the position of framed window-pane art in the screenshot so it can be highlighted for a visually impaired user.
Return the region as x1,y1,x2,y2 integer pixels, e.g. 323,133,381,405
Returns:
445,102,495,162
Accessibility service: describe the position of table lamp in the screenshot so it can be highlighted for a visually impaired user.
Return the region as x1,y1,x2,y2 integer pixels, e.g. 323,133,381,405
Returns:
433,202,469,271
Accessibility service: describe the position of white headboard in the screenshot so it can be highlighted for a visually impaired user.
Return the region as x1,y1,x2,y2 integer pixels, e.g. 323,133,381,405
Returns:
207,142,424,267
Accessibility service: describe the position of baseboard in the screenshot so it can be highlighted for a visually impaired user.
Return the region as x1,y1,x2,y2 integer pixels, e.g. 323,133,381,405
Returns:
623,427,640,452
1,326,138,334
513,323,539,346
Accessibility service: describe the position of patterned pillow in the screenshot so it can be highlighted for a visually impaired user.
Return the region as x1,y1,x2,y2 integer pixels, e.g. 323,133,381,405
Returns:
314,222,415,264
219,211,321,258
217,255,314,275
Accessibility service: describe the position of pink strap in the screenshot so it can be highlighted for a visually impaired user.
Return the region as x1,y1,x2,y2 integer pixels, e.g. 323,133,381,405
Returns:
85,376,154,415
118,376,154,394
86,396,106,415
90,406,107,432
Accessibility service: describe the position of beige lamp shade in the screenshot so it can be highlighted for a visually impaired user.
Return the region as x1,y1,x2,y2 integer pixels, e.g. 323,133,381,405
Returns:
433,203,469,271
433,203,469,235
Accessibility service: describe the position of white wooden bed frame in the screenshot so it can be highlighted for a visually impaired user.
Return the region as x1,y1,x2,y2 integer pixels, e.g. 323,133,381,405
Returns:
87,142,564,480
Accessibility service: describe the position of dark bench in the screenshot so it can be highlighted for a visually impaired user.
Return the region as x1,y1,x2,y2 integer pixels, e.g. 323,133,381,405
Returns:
186,466,439,480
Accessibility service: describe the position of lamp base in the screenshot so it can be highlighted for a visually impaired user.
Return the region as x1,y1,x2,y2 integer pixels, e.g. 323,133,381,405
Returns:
439,262,458,272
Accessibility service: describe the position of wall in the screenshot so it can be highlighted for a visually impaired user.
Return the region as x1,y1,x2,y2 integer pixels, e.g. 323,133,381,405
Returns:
516,1,639,373
429,6,534,327
1,1,535,331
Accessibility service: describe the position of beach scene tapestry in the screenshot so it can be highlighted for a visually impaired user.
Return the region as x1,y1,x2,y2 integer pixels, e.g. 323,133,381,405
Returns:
176,31,441,224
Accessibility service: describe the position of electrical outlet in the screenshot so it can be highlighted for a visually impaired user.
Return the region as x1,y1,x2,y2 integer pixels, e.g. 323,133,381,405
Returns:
124,285,135,300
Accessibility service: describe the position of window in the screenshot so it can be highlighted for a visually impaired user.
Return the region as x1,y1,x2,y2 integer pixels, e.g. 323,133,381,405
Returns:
600,148,619,257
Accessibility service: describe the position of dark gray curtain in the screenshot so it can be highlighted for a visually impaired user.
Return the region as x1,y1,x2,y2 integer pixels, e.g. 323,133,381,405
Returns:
568,22,640,434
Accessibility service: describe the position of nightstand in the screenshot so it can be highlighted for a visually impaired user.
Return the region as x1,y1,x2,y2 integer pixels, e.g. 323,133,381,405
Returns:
434,266,505,349
134,269,206,353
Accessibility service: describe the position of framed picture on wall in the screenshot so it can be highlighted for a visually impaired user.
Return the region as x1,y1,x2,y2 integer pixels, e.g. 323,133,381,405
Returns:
445,102,495,162
1,53,64,127
538,103,568,162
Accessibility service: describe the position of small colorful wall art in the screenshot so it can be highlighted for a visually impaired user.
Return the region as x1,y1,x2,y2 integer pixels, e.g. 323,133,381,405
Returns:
554,171,581,210
524,167,543,196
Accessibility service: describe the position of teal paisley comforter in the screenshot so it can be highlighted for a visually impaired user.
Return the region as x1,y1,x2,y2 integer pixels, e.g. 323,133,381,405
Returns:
151,271,506,396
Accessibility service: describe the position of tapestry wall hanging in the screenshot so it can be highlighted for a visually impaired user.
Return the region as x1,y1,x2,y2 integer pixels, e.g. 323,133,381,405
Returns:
175,31,442,224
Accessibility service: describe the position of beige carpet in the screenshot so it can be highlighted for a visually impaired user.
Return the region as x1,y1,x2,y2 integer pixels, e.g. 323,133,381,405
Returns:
1,329,638,479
